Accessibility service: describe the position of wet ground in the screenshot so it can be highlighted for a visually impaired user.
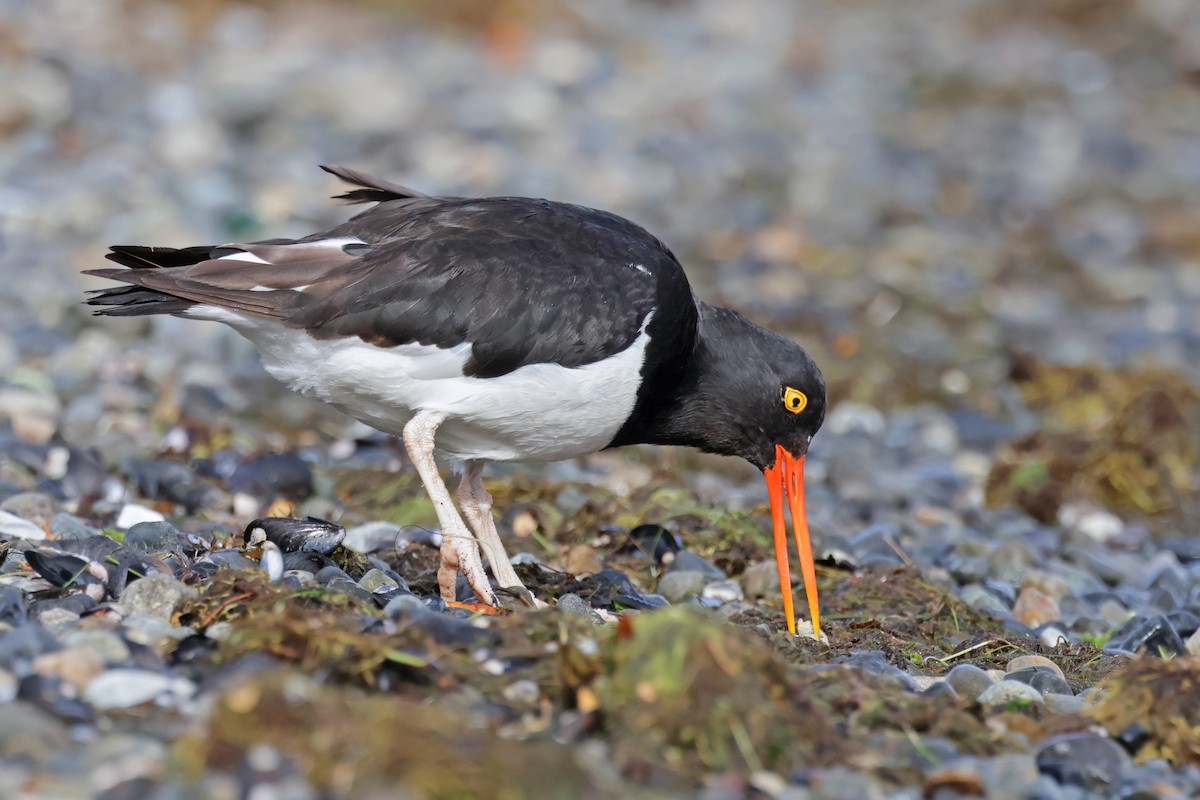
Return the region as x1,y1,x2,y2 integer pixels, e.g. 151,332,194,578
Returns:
2,0,1200,797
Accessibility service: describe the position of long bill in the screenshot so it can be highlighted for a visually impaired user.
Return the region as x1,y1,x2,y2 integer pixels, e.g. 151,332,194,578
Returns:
763,443,820,638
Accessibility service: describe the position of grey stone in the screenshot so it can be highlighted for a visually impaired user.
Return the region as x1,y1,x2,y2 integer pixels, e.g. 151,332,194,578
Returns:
656,570,709,602
343,521,402,554
960,584,1010,615
0,510,46,541
740,560,780,599
664,550,725,579
47,513,97,541
84,669,186,709
359,568,398,593
0,701,70,760
0,493,56,527
60,629,131,664
945,663,995,702
123,521,180,554
120,574,197,620
1036,732,1131,791
701,579,744,603
556,592,602,623
977,679,1044,709
1044,693,1087,714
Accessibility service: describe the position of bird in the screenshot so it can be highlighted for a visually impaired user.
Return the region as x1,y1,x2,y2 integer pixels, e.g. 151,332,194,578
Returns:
85,165,827,636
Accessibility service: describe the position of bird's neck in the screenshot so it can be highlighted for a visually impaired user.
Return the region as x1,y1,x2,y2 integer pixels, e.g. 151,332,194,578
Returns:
608,302,749,457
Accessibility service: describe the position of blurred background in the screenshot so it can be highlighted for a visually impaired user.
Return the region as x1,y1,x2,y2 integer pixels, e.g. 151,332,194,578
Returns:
1,0,1199,522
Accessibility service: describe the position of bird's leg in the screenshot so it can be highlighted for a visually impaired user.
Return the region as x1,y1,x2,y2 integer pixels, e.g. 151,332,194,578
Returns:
402,411,497,607
457,459,525,591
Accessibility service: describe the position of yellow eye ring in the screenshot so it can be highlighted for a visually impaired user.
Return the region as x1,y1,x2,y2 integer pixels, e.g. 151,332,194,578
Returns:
783,386,807,414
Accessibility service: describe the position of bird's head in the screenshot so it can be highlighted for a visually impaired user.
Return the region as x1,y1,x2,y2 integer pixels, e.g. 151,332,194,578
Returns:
688,305,826,638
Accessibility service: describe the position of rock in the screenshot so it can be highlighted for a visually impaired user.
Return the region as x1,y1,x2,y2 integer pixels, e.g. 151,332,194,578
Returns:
1013,586,1060,628
1006,655,1066,680
120,574,197,620
0,624,61,674
84,669,185,710
656,570,709,602
1020,570,1072,603
0,509,46,541
563,544,602,575
60,629,131,665
1036,732,1131,791
663,550,725,580
0,585,26,626
0,492,56,527
115,504,166,529
47,512,97,541
556,593,602,623
740,560,781,599
122,614,191,652
359,568,398,593
1043,693,1086,714
31,646,104,689
960,585,1009,615
1071,509,1124,543
122,521,181,554
1004,667,1073,697
343,521,402,554
0,701,70,760
945,664,995,702
701,579,744,603
977,680,1044,709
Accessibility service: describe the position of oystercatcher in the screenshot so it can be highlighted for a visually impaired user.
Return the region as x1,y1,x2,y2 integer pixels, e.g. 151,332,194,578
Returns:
86,166,827,636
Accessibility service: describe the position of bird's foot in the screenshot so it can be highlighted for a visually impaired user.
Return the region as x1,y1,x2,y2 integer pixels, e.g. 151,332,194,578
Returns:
438,530,498,607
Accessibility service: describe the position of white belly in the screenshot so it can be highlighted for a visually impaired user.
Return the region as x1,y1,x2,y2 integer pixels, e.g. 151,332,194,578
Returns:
188,307,649,461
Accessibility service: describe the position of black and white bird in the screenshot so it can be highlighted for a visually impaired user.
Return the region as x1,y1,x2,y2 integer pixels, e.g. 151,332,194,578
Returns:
86,166,827,636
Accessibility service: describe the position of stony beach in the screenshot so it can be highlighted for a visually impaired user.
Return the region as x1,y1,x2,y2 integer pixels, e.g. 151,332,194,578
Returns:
2,0,1200,797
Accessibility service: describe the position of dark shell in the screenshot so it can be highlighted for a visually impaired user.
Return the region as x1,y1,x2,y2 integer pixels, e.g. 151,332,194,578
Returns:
244,516,345,555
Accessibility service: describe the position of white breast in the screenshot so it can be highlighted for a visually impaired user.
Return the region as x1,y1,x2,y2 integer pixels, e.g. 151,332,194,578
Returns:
187,306,651,461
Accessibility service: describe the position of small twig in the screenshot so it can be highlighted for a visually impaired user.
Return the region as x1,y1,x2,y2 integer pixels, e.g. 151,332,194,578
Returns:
199,591,254,628
928,639,1005,665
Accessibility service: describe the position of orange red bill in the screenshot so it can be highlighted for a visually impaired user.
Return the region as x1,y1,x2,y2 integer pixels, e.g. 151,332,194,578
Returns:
764,444,820,637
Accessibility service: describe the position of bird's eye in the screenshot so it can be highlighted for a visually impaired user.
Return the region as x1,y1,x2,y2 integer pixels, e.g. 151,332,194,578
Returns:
783,386,807,414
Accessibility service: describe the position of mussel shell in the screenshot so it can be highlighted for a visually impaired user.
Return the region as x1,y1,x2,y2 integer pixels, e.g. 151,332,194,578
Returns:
243,516,345,555
25,549,104,589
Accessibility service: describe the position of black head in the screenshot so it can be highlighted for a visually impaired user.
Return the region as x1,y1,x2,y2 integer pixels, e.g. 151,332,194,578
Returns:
650,304,825,469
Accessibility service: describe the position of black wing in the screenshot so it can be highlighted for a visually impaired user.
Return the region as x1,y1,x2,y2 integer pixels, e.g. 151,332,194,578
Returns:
87,167,698,380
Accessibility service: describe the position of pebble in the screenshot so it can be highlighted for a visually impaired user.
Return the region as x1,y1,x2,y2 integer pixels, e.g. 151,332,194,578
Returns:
120,574,197,620
1006,655,1066,680
1013,586,1061,627
656,570,709,602
701,579,744,603
664,550,726,580
84,670,188,710
1004,667,1073,697
945,664,994,702
556,593,602,624
359,568,398,593
342,521,403,554
115,505,166,529
976,680,1044,709
740,560,780,599
123,521,181,554
0,510,46,541
1036,732,1131,791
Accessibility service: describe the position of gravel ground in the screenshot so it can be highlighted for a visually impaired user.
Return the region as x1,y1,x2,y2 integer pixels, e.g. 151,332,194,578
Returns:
2,0,1200,798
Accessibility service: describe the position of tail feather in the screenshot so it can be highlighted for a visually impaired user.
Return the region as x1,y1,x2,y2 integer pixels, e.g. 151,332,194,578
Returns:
85,285,196,316
105,245,215,270
319,164,427,205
